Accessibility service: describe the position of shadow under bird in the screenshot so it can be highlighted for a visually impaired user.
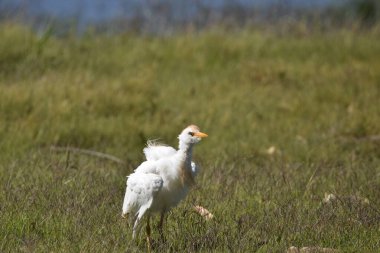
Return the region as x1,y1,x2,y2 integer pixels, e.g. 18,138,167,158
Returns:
122,125,208,250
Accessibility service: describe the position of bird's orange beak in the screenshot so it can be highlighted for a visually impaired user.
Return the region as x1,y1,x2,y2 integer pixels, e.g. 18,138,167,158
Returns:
194,132,208,138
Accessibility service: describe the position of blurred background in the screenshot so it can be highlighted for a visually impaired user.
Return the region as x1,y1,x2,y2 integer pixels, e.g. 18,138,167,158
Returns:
1,1,380,252
0,0,379,35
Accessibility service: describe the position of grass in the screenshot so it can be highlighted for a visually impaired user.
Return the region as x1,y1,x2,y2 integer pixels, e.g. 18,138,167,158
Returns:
1,23,380,252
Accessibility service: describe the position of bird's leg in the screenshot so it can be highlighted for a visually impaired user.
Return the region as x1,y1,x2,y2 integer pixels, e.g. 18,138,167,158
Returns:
132,217,140,239
146,215,152,253
158,212,166,242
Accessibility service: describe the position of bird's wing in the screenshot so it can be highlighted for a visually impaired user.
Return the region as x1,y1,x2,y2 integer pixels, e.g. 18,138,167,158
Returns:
134,160,160,174
143,141,177,161
122,172,163,218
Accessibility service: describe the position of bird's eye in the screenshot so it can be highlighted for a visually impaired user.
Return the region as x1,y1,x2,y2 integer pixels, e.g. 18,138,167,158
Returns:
188,132,194,136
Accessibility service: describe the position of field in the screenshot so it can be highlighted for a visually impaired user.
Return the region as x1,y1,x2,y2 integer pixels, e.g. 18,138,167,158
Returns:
1,24,380,252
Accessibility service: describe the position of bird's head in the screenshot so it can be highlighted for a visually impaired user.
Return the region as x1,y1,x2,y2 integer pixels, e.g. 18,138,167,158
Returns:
178,125,208,145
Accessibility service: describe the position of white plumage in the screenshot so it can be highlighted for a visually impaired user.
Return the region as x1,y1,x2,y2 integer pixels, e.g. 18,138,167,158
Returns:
143,140,176,161
122,125,208,248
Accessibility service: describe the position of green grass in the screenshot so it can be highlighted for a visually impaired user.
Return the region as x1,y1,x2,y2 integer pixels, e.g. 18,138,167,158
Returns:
1,23,380,252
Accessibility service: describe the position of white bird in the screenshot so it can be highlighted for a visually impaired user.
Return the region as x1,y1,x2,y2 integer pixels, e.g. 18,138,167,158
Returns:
122,125,208,249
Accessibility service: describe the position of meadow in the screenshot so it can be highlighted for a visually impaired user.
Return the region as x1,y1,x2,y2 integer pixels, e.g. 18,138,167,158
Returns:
0,23,380,252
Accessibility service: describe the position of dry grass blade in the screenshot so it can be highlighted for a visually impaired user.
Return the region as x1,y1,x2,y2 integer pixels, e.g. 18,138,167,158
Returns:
287,246,340,253
50,146,125,165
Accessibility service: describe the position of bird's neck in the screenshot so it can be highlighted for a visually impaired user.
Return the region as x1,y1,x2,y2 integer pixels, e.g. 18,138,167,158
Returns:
177,141,195,186
178,141,193,164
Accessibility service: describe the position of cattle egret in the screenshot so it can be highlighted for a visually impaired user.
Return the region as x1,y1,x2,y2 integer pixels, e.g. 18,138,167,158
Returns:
122,125,208,250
